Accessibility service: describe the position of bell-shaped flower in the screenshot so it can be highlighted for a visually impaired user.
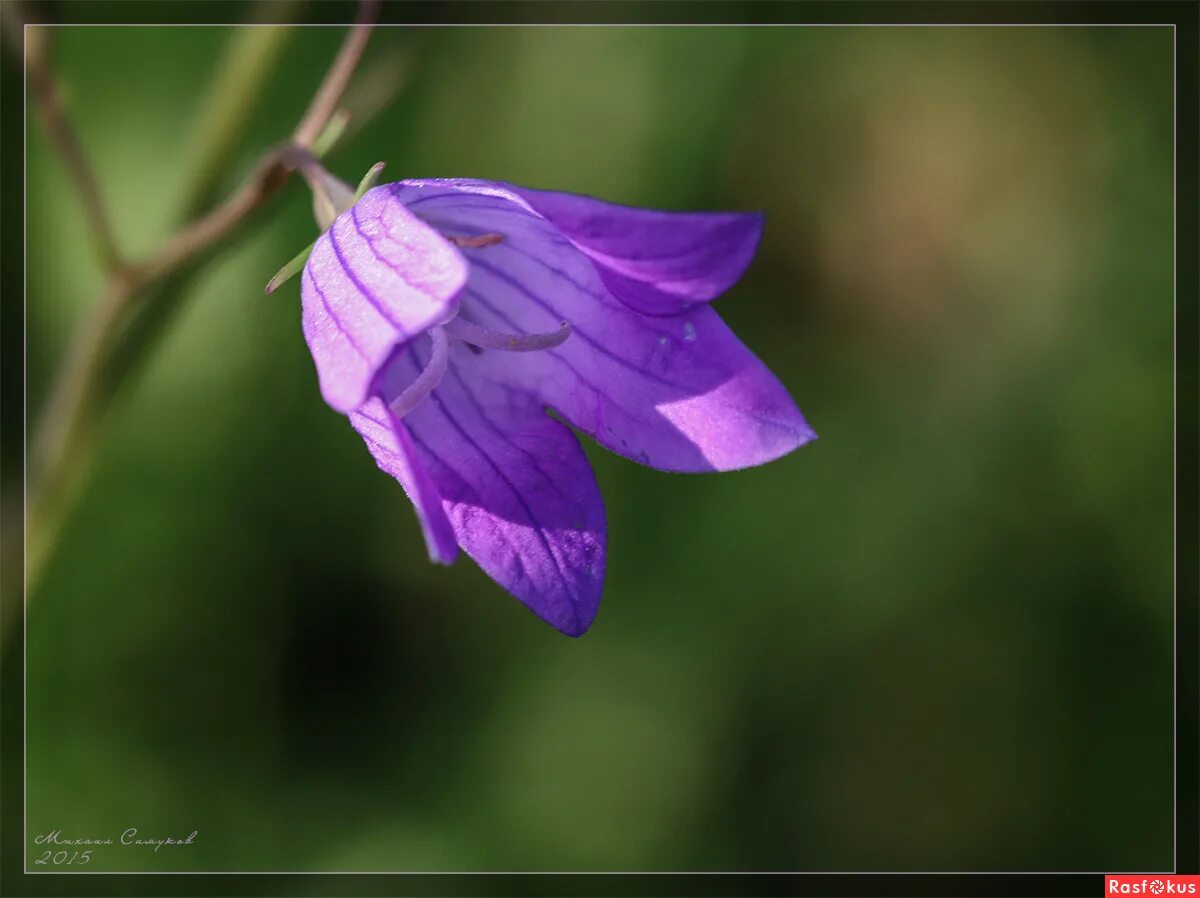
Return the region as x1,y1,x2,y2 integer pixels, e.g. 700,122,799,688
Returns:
287,172,816,636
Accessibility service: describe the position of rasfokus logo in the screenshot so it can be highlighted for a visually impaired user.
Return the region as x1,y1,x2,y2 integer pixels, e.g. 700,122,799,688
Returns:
1106,876,1200,895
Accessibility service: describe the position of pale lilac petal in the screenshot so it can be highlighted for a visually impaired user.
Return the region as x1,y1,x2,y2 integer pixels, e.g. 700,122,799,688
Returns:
393,181,816,473
301,186,468,413
509,184,764,316
375,341,607,636
349,397,458,565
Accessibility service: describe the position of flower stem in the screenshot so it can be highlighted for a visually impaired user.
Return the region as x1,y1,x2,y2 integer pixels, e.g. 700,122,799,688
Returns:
8,12,124,272
12,5,380,643
175,2,301,220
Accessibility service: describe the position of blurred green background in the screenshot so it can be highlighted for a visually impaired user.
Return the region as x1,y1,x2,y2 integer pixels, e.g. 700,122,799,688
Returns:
16,15,1173,873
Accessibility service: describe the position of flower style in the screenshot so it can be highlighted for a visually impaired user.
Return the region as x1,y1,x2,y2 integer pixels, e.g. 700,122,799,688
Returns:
294,175,816,636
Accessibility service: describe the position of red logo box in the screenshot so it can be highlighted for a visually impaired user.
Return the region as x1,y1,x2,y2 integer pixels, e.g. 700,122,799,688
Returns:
1106,876,1200,895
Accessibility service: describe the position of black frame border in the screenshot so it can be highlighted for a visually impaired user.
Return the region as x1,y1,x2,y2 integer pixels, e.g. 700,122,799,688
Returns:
2,2,1195,896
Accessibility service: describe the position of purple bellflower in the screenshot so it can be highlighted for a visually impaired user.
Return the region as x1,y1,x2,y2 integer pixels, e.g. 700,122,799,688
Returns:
280,162,816,636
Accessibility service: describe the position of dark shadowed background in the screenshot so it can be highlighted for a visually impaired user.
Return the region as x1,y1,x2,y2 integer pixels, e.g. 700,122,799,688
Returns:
10,12,1174,873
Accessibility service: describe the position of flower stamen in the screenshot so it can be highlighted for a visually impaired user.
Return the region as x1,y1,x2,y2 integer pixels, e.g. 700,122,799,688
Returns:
389,327,450,419
443,316,571,352
445,233,505,249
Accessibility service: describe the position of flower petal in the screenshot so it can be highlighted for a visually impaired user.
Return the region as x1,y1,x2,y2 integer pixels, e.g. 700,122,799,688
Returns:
509,184,764,316
393,180,816,473
349,397,459,565
301,185,468,413
375,341,607,637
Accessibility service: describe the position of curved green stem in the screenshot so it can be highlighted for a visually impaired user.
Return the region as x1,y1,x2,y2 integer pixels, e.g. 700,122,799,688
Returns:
11,6,380,646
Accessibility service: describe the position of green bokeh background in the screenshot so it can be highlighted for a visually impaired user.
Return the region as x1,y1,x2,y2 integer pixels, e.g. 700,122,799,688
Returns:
17,17,1173,873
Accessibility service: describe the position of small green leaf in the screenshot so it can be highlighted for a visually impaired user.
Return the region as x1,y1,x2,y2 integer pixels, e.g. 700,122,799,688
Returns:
266,161,387,294
264,241,315,295
355,162,387,199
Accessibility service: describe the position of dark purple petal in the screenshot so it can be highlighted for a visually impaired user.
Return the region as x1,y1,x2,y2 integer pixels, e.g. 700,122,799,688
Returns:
301,186,468,413
392,180,816,473
374,341,607,637
508,184,764,316
349,397,458,565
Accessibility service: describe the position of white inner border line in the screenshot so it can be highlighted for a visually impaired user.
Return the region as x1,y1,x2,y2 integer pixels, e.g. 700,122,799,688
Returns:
21,19,1180,878
1170,16,1178,878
